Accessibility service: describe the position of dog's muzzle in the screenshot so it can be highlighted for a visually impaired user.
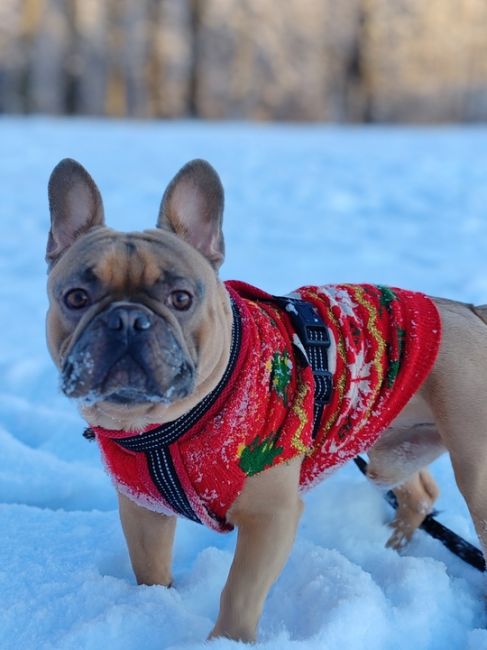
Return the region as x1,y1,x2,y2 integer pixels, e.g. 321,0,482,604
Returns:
61,302,195,404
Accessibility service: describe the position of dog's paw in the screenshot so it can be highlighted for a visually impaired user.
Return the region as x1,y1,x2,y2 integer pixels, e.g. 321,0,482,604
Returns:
386,519,416,550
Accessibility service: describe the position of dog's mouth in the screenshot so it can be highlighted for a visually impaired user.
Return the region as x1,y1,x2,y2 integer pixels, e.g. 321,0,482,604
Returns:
100,354,157,400
61,307,196,406
62,349,194,404
103,388,150,404
100,355,194,405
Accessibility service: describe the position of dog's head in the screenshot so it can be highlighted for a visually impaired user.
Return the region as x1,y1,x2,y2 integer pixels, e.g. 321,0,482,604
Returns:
46,158,232,428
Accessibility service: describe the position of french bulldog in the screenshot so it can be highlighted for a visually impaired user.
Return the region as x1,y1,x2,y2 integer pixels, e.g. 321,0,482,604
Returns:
46,158,487,642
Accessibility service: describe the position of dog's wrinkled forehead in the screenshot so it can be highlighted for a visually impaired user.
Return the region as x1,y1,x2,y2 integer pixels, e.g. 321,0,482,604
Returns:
51,228,206,298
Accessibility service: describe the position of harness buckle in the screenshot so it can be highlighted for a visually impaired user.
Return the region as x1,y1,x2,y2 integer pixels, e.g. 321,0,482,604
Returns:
284,299,331,349
280,297,333,407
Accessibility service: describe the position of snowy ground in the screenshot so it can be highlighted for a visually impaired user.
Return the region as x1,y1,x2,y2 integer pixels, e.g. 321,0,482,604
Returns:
2,117,487,650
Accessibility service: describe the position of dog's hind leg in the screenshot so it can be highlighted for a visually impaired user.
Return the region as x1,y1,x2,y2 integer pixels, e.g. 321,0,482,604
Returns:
367,409,445,549
422,300,487,560
385,468,440,549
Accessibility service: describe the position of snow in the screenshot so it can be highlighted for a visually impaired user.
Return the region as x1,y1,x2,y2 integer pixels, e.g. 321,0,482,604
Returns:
2,117,487,648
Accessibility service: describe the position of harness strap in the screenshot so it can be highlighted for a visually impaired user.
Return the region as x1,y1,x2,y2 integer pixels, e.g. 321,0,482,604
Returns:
271,296,333,437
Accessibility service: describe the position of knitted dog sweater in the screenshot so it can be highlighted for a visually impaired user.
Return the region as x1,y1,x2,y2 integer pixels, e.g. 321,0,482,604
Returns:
93,281,441,531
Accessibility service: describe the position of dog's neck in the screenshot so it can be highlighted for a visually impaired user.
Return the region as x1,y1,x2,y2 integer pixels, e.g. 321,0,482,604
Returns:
80,284,234,432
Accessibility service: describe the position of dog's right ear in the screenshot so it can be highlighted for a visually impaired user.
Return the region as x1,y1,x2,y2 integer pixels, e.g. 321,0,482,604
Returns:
46,158,105,268
157,159,225,269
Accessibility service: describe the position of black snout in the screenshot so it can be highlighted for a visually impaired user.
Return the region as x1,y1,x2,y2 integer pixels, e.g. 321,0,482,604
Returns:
62,301,195,404
104,305,153,334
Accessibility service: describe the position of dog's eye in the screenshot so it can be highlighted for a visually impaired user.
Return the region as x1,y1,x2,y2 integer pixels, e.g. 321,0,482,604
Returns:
169,290,193,311
64,288,90,310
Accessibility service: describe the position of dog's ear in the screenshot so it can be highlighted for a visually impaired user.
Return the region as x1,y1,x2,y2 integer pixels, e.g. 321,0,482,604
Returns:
158,159,225,269
46,158,105,268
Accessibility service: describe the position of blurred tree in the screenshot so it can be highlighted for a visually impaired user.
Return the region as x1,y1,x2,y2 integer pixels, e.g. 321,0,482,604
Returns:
0,0,23,113
0,0,486,121
75,0,109,115
193,0,362,121
362,0,487,122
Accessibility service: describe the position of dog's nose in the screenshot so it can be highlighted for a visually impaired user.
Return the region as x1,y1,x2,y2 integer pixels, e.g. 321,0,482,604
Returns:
105,306,153,333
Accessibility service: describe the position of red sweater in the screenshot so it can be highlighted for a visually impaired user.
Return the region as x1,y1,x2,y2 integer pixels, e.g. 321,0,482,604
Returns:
93,282,441,531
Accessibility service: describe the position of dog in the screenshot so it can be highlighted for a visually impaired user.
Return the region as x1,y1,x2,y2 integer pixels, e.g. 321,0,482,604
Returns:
45,157,487,643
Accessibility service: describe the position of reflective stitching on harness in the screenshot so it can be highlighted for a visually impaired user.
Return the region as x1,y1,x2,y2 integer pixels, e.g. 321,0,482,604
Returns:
147,448,200,522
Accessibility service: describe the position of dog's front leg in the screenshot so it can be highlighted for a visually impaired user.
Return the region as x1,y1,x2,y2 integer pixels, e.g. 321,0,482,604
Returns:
118,492,177,587
209,457,303,643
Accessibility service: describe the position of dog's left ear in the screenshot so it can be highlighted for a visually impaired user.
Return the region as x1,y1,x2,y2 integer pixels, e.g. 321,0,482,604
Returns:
158,159,225,269
46,158,105,268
